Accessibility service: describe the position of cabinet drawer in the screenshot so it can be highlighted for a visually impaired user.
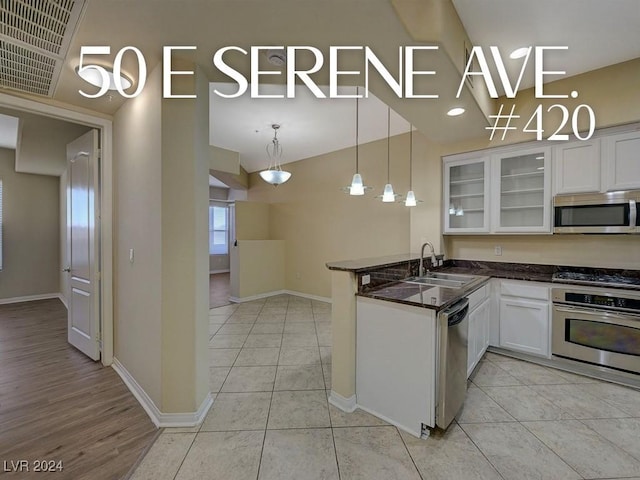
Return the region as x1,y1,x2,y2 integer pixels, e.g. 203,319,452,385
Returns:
468,285,488,311
500,281,549,301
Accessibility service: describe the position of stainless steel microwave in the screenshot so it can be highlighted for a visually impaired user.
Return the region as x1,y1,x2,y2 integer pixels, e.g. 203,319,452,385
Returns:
553,190,639,234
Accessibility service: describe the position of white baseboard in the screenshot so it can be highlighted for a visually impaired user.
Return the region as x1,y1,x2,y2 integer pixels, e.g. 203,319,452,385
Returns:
328,391,357,412
112,357,214,428
230,289,332,304
58,294,68,309
356,403,423,438
209,269,230,274
230,290,286,303
284,290,332,304
0,292,62,305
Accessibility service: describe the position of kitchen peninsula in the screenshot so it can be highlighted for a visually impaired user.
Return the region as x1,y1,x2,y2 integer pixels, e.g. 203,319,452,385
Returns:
326,254,489,435
327,254,640,434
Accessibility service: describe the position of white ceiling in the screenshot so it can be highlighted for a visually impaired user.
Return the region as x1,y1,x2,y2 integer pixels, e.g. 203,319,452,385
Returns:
452,0,640,93
210,84,411,173
0,113,19,150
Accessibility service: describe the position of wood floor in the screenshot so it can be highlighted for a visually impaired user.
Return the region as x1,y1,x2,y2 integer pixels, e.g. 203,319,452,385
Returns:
210,272,231,308
0,299,158,480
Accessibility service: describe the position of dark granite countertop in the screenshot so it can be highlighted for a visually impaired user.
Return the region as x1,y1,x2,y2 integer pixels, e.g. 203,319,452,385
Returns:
326,254,420,273
438,260,555,283
332,255,640,312
440,260,640,291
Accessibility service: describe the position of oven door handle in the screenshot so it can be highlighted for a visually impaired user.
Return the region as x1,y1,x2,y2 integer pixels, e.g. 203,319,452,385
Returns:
553,305,640,322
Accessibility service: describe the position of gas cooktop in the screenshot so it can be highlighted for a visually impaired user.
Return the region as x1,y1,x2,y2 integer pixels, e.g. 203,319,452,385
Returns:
552,271,640,289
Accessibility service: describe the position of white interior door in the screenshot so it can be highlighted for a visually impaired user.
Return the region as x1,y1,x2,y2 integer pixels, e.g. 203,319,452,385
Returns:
66,129,100,361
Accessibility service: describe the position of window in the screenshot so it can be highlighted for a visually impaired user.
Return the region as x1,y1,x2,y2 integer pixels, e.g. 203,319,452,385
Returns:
209,203,228,255
0,179,3,271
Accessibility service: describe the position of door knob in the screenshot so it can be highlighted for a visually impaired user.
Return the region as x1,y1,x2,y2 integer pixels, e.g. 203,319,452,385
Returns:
63,267,71,272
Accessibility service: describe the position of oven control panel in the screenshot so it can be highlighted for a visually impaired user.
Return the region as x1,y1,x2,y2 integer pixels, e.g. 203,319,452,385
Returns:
565,293,639,310
553,287,640,314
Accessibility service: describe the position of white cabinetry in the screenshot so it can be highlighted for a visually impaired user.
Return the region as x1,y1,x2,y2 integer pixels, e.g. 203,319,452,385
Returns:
467,286,490,378
553,139,601,194
499,281,550,358
442,147,552,234
443,124,640,230
356,297,437,436
553,128,640,195
491,147,552,233
443,157,491,233
603,130,640,191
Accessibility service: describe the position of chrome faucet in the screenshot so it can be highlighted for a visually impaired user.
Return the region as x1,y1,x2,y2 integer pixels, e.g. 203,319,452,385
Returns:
419,241,437,276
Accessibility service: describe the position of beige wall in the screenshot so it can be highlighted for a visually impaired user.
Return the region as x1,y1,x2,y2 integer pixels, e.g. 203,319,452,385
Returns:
113,61,210,414
244,60,640,301
113,64,163,406
2,109,90,177
232,240,285,299
235,201,270,240
248,135,413,299
440,59,640,268
408,132,445,254
446,235,640,270
211,146,240,175
230,202,274,299
0,148,60,299
160,63,210,412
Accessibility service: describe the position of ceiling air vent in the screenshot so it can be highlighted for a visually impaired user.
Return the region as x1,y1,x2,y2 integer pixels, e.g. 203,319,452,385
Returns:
0,0,86,97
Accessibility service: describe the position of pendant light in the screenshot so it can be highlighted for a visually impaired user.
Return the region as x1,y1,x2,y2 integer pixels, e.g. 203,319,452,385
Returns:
380,107,400,203
343,87,371,195
259,124,292,186
404,125,422,207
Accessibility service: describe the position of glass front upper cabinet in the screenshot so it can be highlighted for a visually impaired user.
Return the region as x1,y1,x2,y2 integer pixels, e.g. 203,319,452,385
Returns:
491,147,551,233
443,156,491,233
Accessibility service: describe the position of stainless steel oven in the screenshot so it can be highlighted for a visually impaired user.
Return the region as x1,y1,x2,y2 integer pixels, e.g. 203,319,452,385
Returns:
552,287,640,374
553,190,639,234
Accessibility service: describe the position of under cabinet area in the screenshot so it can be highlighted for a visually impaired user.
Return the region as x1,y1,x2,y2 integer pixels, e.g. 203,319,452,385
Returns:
499,281,551,358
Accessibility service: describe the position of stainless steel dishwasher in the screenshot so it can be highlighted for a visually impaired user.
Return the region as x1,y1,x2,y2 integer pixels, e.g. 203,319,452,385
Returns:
436,298,469,429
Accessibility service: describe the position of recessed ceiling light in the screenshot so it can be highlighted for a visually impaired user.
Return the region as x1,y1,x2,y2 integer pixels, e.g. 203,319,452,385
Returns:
447,107,465,117
510,47,530,59
76,66,132,91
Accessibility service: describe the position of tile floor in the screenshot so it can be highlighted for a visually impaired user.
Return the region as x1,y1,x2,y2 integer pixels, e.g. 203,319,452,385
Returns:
131,295,640,480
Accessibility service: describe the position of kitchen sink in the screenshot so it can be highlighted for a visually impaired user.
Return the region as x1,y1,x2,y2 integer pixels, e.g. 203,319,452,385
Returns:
405,277,466,288
404,272,477,289
421,272,476,282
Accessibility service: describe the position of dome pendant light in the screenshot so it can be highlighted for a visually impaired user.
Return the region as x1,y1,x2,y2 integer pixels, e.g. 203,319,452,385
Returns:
343,87,371,195
405,126,422,207
379,107,401,203
259,124,292,186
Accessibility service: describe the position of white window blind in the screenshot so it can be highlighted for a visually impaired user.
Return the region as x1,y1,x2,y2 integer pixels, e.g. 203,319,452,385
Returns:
209,203,228,255
0,179,3,271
